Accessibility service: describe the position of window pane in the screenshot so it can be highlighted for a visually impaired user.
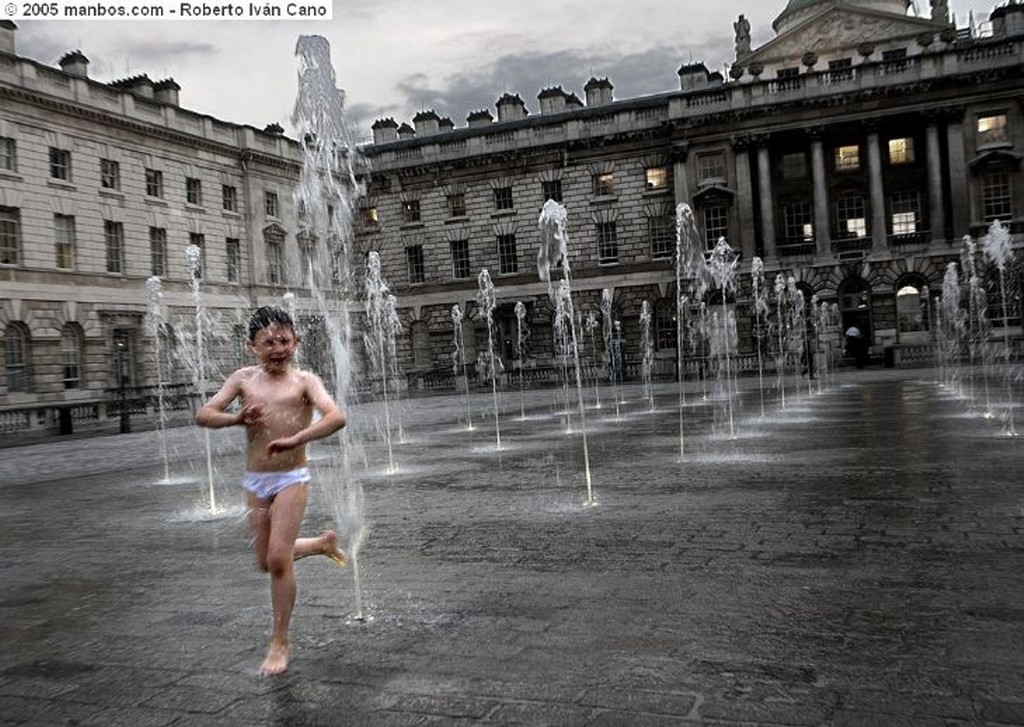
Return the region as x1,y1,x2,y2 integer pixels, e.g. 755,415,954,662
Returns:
835,145,860,171
0,206,19,265
55,214,75,269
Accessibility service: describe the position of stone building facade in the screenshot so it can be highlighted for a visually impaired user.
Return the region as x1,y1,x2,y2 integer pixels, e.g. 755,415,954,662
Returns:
0,21,309,435
359,0,1024,385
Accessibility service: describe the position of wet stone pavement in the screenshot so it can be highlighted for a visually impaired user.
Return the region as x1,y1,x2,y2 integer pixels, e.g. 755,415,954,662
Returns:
1,369,1022,726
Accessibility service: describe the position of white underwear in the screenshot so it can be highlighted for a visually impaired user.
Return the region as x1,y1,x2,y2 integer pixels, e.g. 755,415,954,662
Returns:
242,467,310,500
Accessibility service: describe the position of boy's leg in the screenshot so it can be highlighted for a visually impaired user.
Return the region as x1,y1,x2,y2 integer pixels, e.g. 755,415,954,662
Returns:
260,483,308,675
246,492,272,571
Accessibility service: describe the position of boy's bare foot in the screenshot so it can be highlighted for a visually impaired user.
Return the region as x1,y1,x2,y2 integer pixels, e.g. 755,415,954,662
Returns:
320,530,347,567
259,640,289,676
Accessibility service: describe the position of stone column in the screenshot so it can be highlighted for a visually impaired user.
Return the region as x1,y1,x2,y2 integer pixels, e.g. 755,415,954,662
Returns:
866,130,888,253
809,127,831,256
926,120,945,244
754,135,777,260
945,108,968,240
731,135,756,261
672,140,690,210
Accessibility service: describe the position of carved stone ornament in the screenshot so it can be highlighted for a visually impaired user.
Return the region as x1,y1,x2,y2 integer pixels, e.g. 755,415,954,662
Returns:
748,61,764,77
857,42,875,57
802,51,819,68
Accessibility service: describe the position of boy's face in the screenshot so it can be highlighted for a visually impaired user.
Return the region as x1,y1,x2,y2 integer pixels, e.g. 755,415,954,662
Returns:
250,323,298,373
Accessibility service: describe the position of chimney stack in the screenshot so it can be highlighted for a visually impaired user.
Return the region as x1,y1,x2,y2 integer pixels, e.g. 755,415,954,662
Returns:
0,20,16,56
371,117,399,144
58,50,89,78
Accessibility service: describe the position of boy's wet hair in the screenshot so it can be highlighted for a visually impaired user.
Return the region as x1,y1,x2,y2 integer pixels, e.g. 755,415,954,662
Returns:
248,306,295,342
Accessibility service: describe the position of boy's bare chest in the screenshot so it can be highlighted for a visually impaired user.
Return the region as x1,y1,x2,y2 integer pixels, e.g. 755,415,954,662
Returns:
241,375,307,409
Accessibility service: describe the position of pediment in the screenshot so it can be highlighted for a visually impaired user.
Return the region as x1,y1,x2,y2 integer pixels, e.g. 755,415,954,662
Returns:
748,5,947,64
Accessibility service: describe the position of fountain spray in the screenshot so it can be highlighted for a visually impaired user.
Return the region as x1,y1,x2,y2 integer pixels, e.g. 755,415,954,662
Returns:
477,269,502,450
539,200,594,505
145,276,170,483
515,301,529,420
981,220,1019,436
185,243,217,513
452,304,474,430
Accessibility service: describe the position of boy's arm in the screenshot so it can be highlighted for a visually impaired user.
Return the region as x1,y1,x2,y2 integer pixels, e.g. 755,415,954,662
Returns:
267,373,345,453
195,371,261,429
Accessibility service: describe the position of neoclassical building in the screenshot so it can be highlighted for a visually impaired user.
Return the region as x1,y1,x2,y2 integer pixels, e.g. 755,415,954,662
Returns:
358,0,1023,384
3,1,1024,437
0,21,310,436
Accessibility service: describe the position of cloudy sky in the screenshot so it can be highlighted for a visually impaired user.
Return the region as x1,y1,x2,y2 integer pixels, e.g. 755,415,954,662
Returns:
16,0,992,140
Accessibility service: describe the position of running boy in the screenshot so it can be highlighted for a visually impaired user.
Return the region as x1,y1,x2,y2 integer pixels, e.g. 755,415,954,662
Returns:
196,306,347,676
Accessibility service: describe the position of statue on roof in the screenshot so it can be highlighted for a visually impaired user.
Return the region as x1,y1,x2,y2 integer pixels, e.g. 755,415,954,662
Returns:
734,14,752,60
931,0,949,24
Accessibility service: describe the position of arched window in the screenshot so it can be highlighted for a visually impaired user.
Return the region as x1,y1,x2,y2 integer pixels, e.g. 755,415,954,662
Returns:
4,322,31,392
60,323,84,389
895,276,930,340
838,277,873,341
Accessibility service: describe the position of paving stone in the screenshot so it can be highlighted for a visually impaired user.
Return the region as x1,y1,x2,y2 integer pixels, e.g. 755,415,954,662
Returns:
0,372,1021,725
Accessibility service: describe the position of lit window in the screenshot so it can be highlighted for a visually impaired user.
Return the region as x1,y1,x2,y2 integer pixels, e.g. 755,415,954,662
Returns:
888,137,915,165
363,205,379,224
836,195,867,238
890,190,919,235
977,113,1008,147
645,167,669,190
592,172,615,197
835,145,860,171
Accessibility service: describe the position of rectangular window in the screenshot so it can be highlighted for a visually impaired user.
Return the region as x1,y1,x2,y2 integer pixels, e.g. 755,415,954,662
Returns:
100,159,120,190
226,238,240,282
697,152,725,183
0,136,15,172
783,202,814,245
186,177,202,205
888,137,915,165
592,172,615,197
265,191,279,217
702,205,728,249
493,186,514,211
105,220,124,273
222,185,237,212
777,66,800,91
827,57,853,83
645,167,669,190
497,234,518,274
149,227,167,276
890,190,919,235
0,207,19,265
451,239,470,279
597,222,618,264
266,240,283,284
189,232,205,279
982,171,1013,221
406,245,425,284
542,179,563,202
447,193,466,218
977,113,1008,147
402,199,421,223
649,215,674,259
835,195,867,238
781,152,807,179
54,214,75,270
49,147,71,180
835,144,860,171
145,168,163,198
